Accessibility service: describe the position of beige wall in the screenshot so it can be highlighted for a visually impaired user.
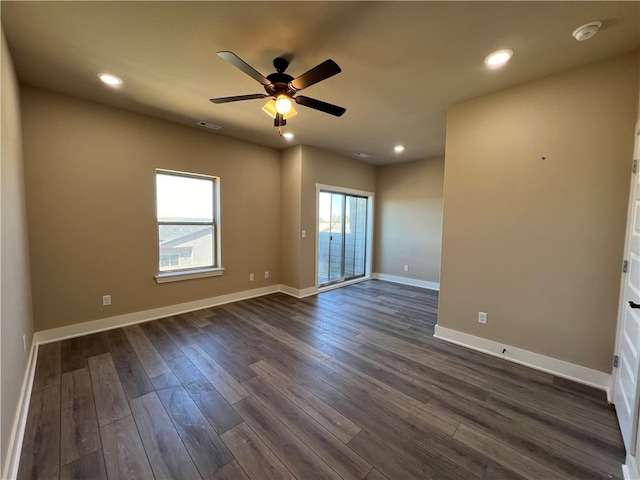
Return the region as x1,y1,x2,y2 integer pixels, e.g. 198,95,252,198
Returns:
1,27,34,474
439,52,639,372
375,157,444,284
20,87,377,327
21,87,281,331
280,145,303,289
299,146,377,290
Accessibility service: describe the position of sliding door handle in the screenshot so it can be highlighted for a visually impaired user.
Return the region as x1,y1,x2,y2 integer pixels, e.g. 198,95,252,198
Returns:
630,301,640,309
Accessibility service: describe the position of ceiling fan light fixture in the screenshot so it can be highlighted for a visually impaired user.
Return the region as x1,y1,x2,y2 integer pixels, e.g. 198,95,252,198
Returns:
284,107,297,120
275,94,293,114
262,100,297,120
262,100,277,118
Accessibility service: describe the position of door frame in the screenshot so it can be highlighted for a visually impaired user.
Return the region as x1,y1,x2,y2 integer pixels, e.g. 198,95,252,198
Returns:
315,183,374,290
612,119,640,479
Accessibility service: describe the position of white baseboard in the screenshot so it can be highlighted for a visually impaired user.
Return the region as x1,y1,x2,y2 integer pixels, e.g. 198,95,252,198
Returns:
372,273,439,291
279,284,318,298
2,339,38,480
35,285,281,345
434,325,612,398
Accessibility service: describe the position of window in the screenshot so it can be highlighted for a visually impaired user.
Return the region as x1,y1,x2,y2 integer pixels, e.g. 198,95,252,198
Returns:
155,170,222,283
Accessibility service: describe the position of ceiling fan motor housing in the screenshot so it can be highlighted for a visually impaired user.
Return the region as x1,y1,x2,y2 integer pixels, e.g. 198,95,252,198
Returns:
265,58,297,97
265,72,296,96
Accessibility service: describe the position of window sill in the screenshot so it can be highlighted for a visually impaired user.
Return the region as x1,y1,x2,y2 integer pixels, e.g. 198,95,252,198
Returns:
155,267,224,284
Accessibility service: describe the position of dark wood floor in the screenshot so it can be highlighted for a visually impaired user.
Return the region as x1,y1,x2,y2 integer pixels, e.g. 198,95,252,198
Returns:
18,280,624,480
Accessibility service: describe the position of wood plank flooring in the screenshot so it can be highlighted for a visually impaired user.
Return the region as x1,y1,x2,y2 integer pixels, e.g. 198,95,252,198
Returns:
17,280,625,479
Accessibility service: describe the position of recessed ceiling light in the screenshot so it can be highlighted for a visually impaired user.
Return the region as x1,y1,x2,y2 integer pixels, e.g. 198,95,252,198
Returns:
394,145,405,153
282,132,294,140
484,49,513,68
97,72,123,87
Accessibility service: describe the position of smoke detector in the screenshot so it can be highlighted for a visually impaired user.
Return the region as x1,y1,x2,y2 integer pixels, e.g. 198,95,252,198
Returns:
572,21,602,41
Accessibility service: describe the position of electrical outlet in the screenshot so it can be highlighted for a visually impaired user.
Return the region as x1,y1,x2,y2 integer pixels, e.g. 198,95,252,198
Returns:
478,312,487,324
102,295,111,306
249,273,255,281
301,230,306,238
264,271,269,279
403,265,409,272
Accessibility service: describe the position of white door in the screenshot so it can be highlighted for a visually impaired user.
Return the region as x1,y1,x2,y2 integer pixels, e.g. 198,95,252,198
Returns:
614,120,640,459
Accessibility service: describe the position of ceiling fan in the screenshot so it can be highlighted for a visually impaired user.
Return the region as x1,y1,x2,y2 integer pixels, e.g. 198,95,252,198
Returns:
210,51,346,128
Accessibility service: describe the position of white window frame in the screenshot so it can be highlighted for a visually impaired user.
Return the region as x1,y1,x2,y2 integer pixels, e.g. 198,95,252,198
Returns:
154,169,223,284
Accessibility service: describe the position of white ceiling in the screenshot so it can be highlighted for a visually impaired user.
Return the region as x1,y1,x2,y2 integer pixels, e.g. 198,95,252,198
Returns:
2,1,639,165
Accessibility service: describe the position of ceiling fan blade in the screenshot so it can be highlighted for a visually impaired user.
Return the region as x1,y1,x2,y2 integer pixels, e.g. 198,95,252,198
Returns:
295,96,346,117
210,94,268,104
217,51,271,86
290,60,341,90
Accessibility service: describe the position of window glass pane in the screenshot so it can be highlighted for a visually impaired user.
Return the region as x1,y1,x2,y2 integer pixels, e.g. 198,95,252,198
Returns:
328,193,344,282
344,196,356,278
157,173,213,222
158,225,213,271
318,192,332,284
345,196,367,278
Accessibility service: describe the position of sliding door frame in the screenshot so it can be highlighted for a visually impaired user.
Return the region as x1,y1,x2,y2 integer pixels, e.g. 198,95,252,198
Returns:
315,183,374,290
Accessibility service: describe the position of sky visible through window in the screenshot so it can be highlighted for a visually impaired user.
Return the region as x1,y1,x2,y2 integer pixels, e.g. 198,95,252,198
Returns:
156,173,213,221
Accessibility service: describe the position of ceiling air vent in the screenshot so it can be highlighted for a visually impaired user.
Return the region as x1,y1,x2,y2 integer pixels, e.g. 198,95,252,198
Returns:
355,152,370,158
198,121,222,130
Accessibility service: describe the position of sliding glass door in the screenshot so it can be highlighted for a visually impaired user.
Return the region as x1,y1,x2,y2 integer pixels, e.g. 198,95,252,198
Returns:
318,191,368,286
344,195,367,278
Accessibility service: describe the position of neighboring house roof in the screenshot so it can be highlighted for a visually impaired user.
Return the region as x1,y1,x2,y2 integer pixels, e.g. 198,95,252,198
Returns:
160,226,211,249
